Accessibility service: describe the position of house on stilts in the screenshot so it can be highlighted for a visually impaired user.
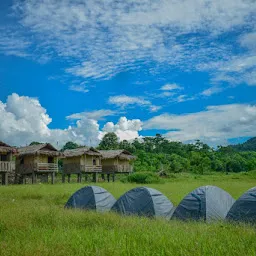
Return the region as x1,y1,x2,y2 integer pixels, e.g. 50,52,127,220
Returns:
0,141,16,185
99,150,135,181
15,143,59,184
62,147,102,183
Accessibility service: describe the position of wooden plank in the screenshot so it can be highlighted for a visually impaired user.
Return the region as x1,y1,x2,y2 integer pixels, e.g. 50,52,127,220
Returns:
51,172,55,184
4,173,8,185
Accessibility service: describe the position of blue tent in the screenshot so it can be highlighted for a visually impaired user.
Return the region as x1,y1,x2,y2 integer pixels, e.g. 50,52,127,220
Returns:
111,187,175,219
65,186,116,212
226,186,256,223
172,185,235,222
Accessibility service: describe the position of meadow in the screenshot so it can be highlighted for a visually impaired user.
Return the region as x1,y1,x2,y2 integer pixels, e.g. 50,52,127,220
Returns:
0,172,256,256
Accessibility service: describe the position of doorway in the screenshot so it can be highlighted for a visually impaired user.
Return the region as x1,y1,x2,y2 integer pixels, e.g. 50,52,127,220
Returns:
48,157,54,164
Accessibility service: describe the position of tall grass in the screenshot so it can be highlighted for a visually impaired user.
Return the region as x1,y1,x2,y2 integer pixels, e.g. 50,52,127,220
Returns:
0,172,256,256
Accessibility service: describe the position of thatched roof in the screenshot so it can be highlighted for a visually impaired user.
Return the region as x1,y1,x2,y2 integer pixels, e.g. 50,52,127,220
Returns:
17,143,60,157
99,150,136,161
0,141,16,153
64,147,101,158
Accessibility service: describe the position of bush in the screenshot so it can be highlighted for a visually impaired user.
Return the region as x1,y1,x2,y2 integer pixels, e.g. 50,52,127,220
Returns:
126,172,161,184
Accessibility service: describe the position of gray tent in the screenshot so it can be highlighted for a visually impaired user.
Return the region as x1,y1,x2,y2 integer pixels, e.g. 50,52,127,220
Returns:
172,185,235,222
111,187,175,219
65,186,116,212
226,187,256,223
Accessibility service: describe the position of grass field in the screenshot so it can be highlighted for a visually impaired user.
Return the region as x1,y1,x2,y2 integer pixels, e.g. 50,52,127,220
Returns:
0,172,256,256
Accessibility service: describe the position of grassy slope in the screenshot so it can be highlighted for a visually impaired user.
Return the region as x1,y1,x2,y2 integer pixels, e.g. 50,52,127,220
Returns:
0,172,256,256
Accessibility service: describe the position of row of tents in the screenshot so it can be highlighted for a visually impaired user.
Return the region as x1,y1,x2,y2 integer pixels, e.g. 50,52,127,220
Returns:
65,185,256,223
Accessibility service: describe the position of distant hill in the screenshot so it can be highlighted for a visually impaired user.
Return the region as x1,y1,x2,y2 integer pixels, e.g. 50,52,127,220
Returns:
230,137,256,152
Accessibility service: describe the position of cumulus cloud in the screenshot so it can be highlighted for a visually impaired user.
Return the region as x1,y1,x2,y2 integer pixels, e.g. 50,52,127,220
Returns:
0,94,141,147
102,117,142,141
144,104,256,145
108,95,161,112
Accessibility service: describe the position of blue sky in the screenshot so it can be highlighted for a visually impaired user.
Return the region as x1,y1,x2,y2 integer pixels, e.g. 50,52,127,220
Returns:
0,0,256,147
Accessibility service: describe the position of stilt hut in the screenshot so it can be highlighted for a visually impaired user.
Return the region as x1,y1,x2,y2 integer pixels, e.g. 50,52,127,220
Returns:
16,143,59,184
62,147,102,183
99,150,135,174
0,141,16,185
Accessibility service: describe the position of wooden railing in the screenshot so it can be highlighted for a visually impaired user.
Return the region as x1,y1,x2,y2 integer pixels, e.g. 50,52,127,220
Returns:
36,163,58,172
16,163,58,174
0,161,12,172
102,165,133,173
63,163,102,173
83,165,102,172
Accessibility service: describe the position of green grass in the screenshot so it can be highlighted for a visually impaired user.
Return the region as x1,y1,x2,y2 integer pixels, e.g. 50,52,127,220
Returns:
0,172,256,256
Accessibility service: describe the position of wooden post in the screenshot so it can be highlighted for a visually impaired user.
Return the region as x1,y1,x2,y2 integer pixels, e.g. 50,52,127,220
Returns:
107,174,110,183
101,174,105,181
77,173,81,183
62,173,65,183
93,173,98,183
67,174,71,183
32,173,36,184
4,173,8,185
112,173,115,182
46,174,49,183
85,174,88,182
51,172,55,184
2,173,5,185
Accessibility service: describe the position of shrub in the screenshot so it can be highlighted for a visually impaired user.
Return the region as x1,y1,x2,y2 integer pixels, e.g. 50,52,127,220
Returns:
127,172,161,184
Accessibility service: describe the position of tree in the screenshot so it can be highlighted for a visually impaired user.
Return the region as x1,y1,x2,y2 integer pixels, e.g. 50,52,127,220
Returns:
119,140,136,153
61,141,80,151
98,132,119,150
30,141,42,145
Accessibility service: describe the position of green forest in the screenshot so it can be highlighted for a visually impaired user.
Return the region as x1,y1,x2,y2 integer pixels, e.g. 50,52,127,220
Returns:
59,133,256,175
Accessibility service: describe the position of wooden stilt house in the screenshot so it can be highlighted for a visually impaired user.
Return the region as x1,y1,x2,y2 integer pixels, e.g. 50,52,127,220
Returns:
99,150,135,174
0,141,16,185
62,147,102,183
16,143,59,184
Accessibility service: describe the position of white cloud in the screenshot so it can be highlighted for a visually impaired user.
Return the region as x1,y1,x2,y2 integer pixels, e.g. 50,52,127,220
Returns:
102,117,142,141
69,85,89,93
240,31,256,50
160,83,183,91
144,104,256,145
0,28,31,58
0,93,141,147
175,94,196,103
67,109,115,121
201,86,224,97
219,56,256,73
8,0,256,82
108,95,161,112
197,54,256,88
108,95,150,107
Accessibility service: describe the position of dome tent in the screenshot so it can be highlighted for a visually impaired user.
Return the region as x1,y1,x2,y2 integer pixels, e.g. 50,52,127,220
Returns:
172,185,235,222
65,186,116,212
111,187,175,219
226,187,256,223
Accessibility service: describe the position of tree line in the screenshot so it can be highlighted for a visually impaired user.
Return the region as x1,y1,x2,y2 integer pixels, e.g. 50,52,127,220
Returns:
58,133,256,175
